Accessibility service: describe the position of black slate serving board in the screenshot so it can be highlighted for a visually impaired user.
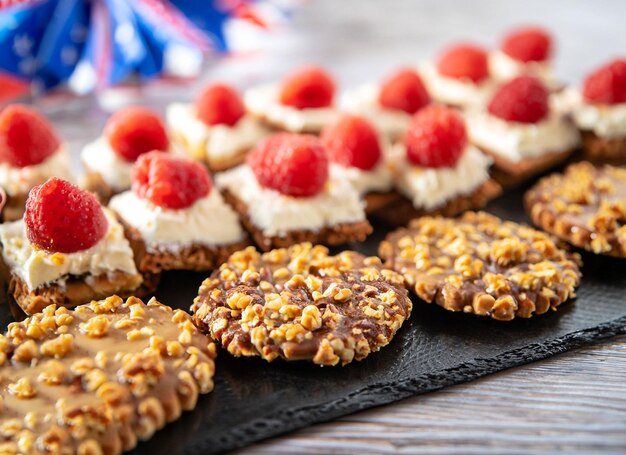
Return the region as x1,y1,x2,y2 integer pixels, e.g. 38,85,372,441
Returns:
2,182,625,454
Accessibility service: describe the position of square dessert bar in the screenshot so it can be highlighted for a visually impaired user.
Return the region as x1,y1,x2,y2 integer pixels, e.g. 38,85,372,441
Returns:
220,183,372,251
217,132,372,252
109,152,250,273
0,211,155,316
0,178,157,316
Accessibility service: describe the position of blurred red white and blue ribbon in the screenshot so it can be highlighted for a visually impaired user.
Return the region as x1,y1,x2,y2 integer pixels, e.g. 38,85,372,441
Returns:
0,0,295,96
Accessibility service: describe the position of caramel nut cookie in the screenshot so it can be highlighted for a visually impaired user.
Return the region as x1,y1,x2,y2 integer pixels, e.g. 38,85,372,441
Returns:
379,211,582,321
0,296,216,455
525,161,626,257
192,243,412,366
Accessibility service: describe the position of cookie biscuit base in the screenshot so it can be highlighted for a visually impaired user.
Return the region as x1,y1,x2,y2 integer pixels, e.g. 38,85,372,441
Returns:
2,192,27,222
7,270,158,315
192,243,412,366
380,211,582,321
221,189,373,252
525,161,626,257
479,146,574,188
370,179,501,227
81,170,117,205
363,191,402,215
249,111,321,134
0,296,216,455
169,128,253,172
579,130,626,165
120,217,250,273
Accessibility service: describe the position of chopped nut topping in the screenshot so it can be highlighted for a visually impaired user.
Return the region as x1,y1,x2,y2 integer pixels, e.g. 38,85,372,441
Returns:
192,243,412,366
525,162,626,257
0,296,216,453
380,211,582,321
79,315,110,338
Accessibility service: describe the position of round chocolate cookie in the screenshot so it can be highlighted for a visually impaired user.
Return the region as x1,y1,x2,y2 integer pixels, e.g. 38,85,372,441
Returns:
525,161,626,257
379,211,582,321
192,243,412,366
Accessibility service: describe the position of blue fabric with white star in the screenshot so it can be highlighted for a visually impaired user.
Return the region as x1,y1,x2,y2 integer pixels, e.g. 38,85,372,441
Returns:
0,0,240,90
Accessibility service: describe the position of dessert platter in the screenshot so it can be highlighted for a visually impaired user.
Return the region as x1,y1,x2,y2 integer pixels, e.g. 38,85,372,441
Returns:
0,25,625,454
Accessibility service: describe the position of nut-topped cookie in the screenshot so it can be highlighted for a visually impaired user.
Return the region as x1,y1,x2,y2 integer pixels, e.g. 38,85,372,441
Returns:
380,212,582,321
525,161,626,257
192,243,412,366
0,295,216,455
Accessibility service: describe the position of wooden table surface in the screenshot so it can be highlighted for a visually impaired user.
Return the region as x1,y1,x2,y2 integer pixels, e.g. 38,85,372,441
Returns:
239,335,626,454
225,1,626,452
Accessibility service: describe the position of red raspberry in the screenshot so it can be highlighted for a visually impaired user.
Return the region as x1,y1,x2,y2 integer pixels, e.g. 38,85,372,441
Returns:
405,105,467,168
582,59,626,105
24,178,108,254
104,107,169,162
195,83,246,127
279,66,335,109
501,26,552,63
0,104,61,168
437,44,489,83
248,133,329,197
488,76,549,123
378,68,430,114
132,152,211,210
321,115,382,171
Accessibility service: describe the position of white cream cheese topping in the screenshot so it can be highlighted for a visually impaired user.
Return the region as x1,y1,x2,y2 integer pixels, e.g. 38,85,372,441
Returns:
81,137,134,191
466,109,581,162
390,145,492,210
244,83,340,132
554,88,626,139
109,189,245,251
418,62,494,108
0,209,138,290
339,84,412,138
0,146,73,197
166,103,269,162
216,164,366,236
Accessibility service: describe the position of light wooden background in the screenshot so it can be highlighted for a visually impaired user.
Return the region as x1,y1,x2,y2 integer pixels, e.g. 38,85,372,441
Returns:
225,0,626,453
240,335,626,454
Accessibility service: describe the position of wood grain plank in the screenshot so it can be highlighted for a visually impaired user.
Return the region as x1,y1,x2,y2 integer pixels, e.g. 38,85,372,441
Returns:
237,336,626,454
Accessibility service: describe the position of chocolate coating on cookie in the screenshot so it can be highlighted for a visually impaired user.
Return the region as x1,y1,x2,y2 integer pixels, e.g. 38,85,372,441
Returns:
192,243,411,366
0,296,216,455
380,212,582,321
525,161,626,257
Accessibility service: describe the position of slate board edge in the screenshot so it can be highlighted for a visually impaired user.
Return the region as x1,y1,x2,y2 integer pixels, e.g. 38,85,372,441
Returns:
183,315,626,454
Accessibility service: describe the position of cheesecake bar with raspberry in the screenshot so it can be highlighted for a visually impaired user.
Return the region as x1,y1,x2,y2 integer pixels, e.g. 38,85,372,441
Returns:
217,133,372,251
0,105,73,221
374,105,501,226
81,107,171,204
339,68,431,140
418,43,495,108
0,178,151,315
110,152,248,273
467,76,580,187
244,65,341,133
320,114,395,213
555,58,626,164
489,25,561,90
167,82,269,171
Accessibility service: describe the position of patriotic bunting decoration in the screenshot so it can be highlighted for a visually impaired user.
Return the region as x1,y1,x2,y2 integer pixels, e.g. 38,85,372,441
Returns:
0,0,293,94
